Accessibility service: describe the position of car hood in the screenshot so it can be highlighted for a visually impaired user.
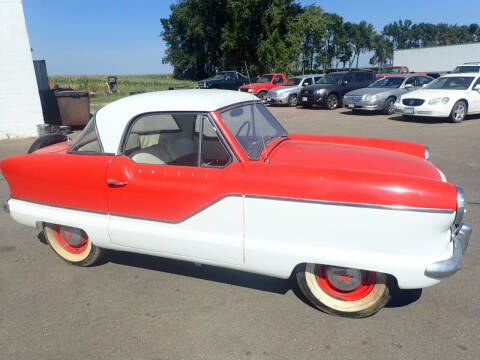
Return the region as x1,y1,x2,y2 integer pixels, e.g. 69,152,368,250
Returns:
346,88,394,96
198,78,223,84
400,89,465,100
268,139,440,180
268,86,297,94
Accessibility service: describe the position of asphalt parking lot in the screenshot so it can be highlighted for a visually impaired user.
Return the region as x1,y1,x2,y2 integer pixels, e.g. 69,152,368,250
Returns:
1,106,479,360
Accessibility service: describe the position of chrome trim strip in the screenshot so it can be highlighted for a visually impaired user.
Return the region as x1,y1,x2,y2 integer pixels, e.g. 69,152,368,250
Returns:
425,223,472,279
454,186,465,225
244,194,454,214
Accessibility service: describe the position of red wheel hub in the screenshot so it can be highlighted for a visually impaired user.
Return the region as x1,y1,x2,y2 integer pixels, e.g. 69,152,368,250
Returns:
53,225,88,254
315,265,376,301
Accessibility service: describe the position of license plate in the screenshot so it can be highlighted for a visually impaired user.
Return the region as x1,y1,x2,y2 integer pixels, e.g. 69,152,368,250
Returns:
347,103,355,108
302,97,307,102
404,107,414,114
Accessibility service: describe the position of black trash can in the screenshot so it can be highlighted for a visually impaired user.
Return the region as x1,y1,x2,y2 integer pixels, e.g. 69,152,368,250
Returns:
54,90,90,126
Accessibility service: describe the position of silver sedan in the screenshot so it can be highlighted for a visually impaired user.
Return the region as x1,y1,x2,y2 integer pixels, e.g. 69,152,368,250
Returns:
343,75,433,115
266,74,323,107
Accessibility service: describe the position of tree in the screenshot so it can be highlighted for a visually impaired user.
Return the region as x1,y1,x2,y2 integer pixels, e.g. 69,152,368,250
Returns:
370,34,392,69
351,21,375,69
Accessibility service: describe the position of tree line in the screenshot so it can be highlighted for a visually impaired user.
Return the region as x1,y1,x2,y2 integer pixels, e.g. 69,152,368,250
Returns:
160,0,480,80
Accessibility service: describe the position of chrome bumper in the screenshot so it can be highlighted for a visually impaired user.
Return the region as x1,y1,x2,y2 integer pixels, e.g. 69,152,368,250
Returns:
425,223,472,279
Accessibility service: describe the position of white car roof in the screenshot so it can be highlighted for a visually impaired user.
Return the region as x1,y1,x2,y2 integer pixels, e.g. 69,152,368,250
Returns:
442,72,480,77
95,89,257,153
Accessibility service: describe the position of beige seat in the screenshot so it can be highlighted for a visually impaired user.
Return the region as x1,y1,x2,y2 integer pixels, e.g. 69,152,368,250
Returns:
130,143,172,165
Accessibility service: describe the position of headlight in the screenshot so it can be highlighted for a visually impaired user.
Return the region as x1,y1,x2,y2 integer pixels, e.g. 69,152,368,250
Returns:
428,97,450,105
454,186,465,226
316,88,327,95
424,145,430,161
247,88,255,93
363,94,378,102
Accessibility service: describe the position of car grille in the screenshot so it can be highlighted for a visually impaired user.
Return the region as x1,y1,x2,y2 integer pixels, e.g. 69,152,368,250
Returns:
198,82,207,88
239,88,249,92
301,89,313,95
402,98,425,106
345,95,362,102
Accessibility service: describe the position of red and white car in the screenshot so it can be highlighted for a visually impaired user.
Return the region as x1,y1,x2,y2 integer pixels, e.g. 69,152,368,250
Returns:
1,89,472,318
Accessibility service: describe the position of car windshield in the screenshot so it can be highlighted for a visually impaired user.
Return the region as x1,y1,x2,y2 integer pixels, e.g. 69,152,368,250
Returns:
452,65,480,73
220,103,287,160
256,75,274,83
317,73,344,84
368,77,405,88
282,77,302,86
424,76,474,90
379,67,401,74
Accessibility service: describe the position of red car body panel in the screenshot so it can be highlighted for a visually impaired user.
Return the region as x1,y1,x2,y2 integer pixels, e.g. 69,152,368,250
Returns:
0,108,457,223
238,73,286,93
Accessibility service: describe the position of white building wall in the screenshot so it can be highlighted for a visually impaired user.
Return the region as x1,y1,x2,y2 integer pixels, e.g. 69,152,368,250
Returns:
0,0,43,139
394,43,480,73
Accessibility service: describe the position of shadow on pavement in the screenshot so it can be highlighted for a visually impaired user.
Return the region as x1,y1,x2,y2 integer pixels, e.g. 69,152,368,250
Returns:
387,288,422,308
388,114,480,124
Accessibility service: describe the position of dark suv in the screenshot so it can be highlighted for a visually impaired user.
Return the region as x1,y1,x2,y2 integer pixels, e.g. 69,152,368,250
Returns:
299,71,376,110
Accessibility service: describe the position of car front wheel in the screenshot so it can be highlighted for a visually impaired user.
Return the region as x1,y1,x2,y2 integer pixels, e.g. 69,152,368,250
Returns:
43,223,105,266
295,263,392,318
326,94,338,110
287,94,298,107
449,101,467,123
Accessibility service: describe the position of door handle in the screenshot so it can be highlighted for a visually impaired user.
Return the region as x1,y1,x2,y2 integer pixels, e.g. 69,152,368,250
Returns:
106,179,128,186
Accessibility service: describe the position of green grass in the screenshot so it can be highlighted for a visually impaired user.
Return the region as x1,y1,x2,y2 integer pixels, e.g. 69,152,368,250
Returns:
49,74,196,113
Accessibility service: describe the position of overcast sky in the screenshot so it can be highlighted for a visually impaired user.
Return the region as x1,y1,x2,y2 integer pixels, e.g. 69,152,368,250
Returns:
22,0,480,75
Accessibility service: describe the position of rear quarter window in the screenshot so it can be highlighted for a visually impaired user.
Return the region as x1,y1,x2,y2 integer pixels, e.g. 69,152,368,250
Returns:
69,117,103,153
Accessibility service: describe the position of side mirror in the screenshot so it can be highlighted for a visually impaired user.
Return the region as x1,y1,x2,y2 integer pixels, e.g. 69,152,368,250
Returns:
405,83,414,88
473,84,480,91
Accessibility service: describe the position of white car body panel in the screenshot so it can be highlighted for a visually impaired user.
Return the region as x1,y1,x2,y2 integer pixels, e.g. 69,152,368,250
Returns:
7,196,455,289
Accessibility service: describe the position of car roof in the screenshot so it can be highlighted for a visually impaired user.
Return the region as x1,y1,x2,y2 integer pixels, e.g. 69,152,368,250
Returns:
441,72,480,77
95,89,258,153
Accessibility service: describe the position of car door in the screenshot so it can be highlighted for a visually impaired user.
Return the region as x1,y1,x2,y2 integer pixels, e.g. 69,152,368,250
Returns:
106,112,245,264
340,73,356,95
467,77,480,113
224,72,237,90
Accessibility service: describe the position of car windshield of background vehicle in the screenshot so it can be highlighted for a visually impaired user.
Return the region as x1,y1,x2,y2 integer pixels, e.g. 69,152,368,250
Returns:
317,73,344,84
424,76,475,90
256,75,274,83
368,77,405,88
379,67,401,74
282,77,302,86
220,103,287,160
452,66,480,73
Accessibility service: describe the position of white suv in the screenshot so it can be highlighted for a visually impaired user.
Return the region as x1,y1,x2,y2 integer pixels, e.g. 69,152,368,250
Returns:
452,62,480,73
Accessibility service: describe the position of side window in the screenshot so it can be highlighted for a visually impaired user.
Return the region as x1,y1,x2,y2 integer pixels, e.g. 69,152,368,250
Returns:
124,113,198,166
273,75,284,84
417,77,432,87
69,117,103,153
200,119,232,167
344,73,354,83
401,67,408,74
355,72,370,82
405,77,416,87
314,76,323,83
302,78,312,86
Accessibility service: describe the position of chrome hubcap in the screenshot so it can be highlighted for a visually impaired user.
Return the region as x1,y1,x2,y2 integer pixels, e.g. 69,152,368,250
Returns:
328,96,337,108
60,226,84,246
290,96,297,106
326,266,362,291
454,104,465,121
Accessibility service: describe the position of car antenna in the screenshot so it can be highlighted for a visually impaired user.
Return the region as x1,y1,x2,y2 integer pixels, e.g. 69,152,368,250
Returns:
244,61,269,164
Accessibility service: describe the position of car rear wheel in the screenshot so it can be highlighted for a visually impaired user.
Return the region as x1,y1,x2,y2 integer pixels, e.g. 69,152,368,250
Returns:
287,94,298,107
383,97,396,115
326,94,338,110
43,223,105,266
449,101,467,123
295,263,392,318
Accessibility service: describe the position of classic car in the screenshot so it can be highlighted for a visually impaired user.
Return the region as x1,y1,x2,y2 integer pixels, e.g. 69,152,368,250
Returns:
343,75,433,115
265,74,323,107
197,71,250,90
299,70,376,110
394,73,480,122
1,89,472,318
238,73,286,100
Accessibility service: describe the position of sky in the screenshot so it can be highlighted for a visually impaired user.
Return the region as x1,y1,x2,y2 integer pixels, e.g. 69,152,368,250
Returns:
22,0,480,75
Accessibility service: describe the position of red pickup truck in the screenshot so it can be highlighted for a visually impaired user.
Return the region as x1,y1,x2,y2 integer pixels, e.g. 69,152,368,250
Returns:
238,73,286,100
376,66,427,78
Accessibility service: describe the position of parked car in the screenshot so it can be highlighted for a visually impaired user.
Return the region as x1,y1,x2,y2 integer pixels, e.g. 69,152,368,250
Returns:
265,74,324,107
197,71,250,90
394,73,480,122
452,62,480,73
238,73,286,100
376,65,428,78
1,89,472,318
299,70,376,109
344,75,433,115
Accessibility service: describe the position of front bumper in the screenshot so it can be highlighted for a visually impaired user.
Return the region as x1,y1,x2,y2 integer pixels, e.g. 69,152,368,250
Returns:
344,99,384,111
394,103,451,117
424,223,472,279
266,94,289,104
299,94,324,105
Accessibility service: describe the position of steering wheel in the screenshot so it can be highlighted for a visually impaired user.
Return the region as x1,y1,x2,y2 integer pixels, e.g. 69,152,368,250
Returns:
235,121,251,138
